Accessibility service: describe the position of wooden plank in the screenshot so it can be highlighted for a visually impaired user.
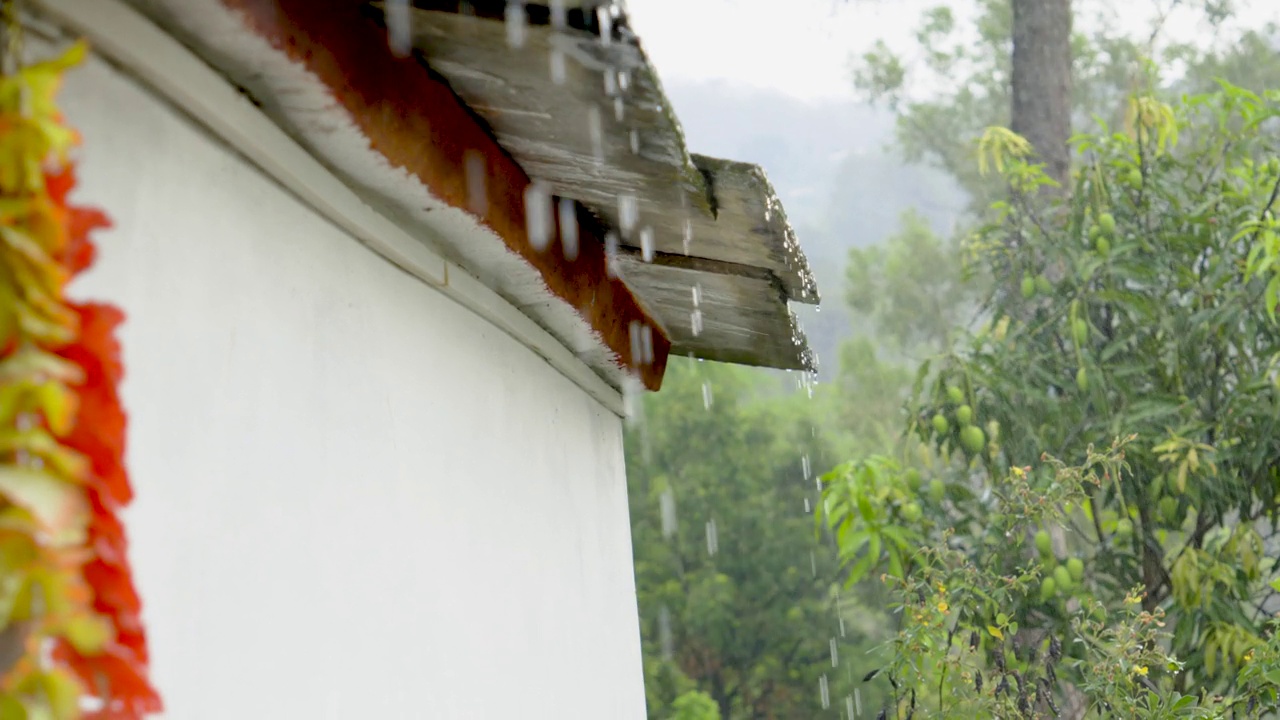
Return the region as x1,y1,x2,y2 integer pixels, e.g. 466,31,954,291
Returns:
388,6,819,305
614,256,815,371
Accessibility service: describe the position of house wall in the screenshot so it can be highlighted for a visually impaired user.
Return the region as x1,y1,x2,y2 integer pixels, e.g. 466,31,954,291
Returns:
58,51,647,719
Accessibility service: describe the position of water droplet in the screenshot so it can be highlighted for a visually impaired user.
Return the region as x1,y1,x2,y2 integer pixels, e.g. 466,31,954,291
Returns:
587,105,604,164
830,637,838,667
596,6,613,45
603,70,618,96
659,489,677,539
629,321,644,367
819,674,830,709
619,70,630,91
639,226,655,261
705,518,718,555
558,197,579,260
605,231,620,277
802,454,811,481
658,605,674,660
618,194,638,236
524,183,553,251
690,310,703,337
629,129,640,155
505,1,527,48
385,0,411,57
614,96,625,121
691,285,701,307
838,614,846,638
702,381,713,410
464,150,488,217
803,496,810,513
549,0,567,28
549,49,567,85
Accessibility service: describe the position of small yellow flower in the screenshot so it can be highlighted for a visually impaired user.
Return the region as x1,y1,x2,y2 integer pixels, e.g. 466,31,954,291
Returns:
1243,650,1255,663
938,601,950,613
1133,666,1148,677
937,583,947,594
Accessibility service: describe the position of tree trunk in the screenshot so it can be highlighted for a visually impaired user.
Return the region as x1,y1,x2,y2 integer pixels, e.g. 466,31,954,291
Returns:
1011,0,1073,187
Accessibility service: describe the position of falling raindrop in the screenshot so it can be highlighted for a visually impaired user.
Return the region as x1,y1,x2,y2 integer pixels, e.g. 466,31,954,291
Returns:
629,321,645,367
597,5,613,45
658,605,674,660
846,695,855,718
810,549,817,577
619,70,631,91
524,183,553,251
659,488,677,539
587,105,604,164
629,129,640,155
702,381,713,410
558,197,579,260
640,324,655,365
505,1,527,48
691,285,701,307
830,637,839,667
803,496,810,513
690,310,703,337
604,70,618,96
549,0,567,28
605,231,620,278
549,50,567,85
855,689,862,716
705,518,718,555
614,96,625,121
464,150,488,217
639,226,655,262
618,194,639,236
838,614,846,637
819,674,830,709
385,0,411,57
682,218,693,255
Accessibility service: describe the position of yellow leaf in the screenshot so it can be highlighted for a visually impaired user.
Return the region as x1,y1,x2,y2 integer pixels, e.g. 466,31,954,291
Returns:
63,613,111,656
987,625,1003,640
0,467,87,546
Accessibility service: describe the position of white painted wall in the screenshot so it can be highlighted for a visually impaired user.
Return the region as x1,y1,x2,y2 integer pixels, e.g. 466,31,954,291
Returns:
57,51,647,719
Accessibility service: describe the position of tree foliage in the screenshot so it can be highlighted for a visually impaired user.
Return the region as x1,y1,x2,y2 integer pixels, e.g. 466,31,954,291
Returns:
628,361,892,718
821,83,1280,716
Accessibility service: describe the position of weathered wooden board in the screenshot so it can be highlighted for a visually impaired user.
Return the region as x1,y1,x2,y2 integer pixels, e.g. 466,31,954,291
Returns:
614,254,815,371
392,6,818,303
367,2,820,370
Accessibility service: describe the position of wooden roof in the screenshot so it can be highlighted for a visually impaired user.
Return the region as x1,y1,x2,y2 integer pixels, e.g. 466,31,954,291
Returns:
378,1,820,371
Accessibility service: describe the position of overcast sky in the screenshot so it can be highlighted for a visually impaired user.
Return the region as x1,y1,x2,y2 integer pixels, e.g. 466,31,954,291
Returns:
626,0,1280,102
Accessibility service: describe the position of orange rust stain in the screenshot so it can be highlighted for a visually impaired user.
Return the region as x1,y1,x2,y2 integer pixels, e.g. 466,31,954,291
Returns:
220,0,668,390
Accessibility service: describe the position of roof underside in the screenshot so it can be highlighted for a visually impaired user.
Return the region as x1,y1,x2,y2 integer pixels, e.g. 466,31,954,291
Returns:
377,1,819,371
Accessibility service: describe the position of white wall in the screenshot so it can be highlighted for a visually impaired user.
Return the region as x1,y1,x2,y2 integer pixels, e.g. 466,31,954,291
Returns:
58,51,647,719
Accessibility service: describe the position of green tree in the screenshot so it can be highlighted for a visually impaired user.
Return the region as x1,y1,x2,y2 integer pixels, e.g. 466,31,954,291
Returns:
853,0,1278,205
627,360,891,718
822,84,1280,714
